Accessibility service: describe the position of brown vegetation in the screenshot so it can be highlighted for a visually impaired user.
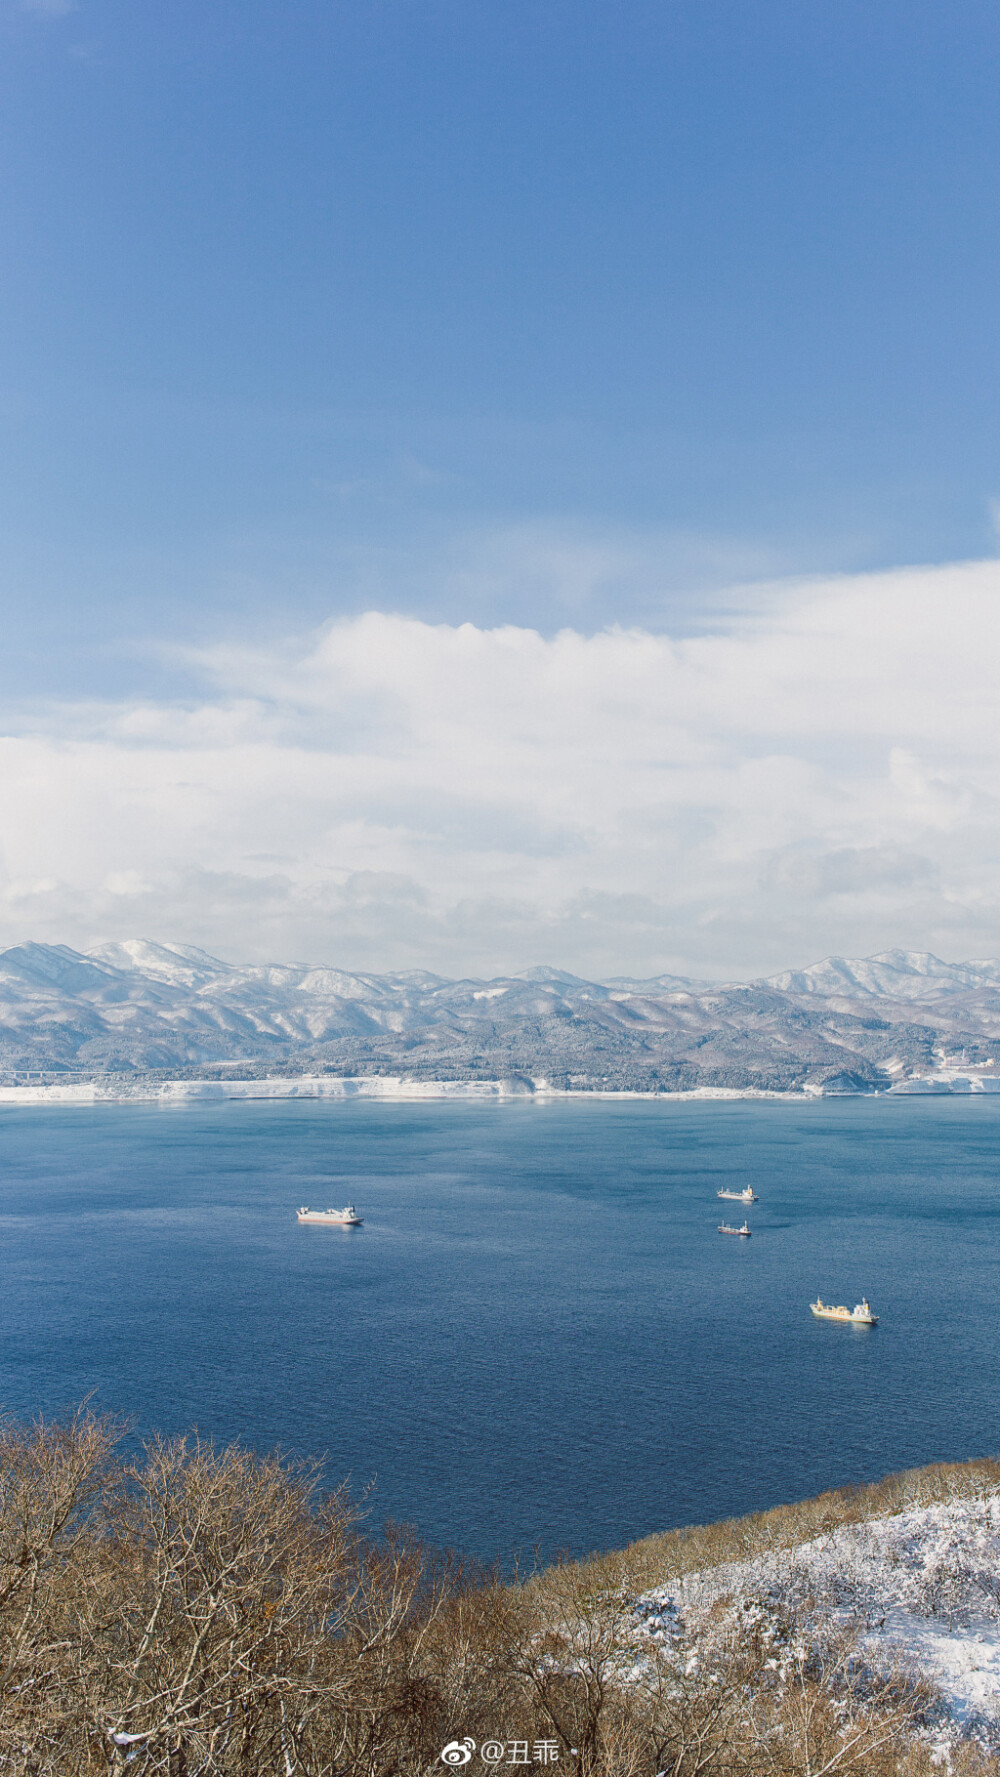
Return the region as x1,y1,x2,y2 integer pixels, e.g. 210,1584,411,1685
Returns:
0,1408,996,1775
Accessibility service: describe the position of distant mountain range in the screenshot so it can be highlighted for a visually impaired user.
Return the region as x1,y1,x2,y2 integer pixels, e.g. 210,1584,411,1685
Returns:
2,940,1000,1093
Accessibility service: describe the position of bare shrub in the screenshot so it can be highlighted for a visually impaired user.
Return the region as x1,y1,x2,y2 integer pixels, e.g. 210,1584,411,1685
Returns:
741,1620,937,1777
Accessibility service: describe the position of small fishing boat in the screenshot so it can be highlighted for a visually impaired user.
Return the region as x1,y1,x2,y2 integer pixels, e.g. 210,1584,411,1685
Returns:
718,1221,752,1237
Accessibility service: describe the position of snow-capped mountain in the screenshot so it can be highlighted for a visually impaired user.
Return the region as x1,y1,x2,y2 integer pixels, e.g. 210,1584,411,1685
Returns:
765,948,1000,1002
2,941,999,1090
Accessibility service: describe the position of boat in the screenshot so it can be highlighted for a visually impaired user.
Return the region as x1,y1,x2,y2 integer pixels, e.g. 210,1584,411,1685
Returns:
810,1297,877,1326
718,1221,752,1237
297,1206,363,1226
717,1187,758,1203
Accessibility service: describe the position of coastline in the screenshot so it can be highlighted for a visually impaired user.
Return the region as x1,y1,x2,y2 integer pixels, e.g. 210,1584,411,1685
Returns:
0,1075,808,1106
2,1072,998,1104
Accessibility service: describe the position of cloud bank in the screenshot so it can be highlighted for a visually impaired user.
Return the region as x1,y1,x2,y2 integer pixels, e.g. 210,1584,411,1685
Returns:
2,557,1000,976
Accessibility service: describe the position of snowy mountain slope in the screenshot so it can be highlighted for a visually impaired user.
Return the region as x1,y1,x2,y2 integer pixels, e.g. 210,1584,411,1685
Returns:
1,941,999,1087
766,948,1000,1012
765,949,1000,998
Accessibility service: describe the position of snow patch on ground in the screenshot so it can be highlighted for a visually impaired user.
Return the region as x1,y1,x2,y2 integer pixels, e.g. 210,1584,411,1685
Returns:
638,1493,1000,1739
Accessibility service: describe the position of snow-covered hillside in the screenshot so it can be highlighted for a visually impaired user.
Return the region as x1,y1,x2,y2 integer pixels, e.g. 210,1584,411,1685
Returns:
766,948,1000,1006
2,940,1000,1092
638,1491,1000,1745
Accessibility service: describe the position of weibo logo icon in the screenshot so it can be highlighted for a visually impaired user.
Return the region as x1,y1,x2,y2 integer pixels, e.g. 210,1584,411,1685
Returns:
440,1739,476,1766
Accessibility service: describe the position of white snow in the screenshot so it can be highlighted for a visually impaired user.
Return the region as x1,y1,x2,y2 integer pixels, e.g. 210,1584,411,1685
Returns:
890,1072,1000,1094
766,950,1000,1001
0,1077,807,1106
0,1075,544,1105
638,1491,1000,1741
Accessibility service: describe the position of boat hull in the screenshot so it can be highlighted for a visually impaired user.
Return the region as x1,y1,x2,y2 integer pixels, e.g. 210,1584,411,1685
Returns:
297,1211,363,1226
810,1305,877,1325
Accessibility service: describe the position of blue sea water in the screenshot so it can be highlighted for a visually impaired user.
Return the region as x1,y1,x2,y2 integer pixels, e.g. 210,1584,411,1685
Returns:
1,1095,998,1564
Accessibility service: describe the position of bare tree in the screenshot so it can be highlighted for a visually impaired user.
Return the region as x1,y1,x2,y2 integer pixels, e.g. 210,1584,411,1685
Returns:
97,1435,359,1775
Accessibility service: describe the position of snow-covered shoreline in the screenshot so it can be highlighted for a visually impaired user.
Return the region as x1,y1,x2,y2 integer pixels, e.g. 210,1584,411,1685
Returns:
4,1072,1000,1106
0,1076,805,1106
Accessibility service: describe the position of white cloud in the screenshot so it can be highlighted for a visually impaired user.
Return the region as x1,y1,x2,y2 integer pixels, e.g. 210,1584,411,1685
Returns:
2,557,1000,975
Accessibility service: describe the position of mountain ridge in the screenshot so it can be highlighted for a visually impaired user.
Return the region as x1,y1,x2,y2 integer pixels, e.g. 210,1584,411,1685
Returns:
2,940,1000,1093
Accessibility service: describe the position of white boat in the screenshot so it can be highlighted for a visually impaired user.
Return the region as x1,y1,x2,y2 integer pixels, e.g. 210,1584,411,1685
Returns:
297,1205,363,1226
810,1297,877,1326
717,1187,757,1203
718,1221,751,1237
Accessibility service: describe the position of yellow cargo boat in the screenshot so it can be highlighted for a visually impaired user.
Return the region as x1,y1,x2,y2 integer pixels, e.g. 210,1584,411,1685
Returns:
810,1297,877,1326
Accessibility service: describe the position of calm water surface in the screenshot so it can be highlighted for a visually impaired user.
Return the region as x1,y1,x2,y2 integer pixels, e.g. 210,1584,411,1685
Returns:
1,1096,998,1562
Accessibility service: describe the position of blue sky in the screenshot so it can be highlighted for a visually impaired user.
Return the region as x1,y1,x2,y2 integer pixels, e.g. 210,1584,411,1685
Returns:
3,0,1000,683
2,0,1000,972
